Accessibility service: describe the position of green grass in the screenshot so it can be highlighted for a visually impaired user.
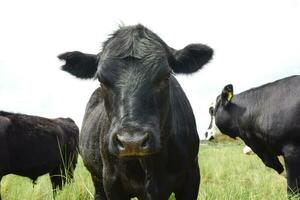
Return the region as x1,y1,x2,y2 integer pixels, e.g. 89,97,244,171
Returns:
1,157,94,200
1,143,298,199
199,143,290,200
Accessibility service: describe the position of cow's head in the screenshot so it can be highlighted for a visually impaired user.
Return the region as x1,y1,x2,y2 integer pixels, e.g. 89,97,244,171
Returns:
211,84,240,139
204,102,222,140
58,24,213,157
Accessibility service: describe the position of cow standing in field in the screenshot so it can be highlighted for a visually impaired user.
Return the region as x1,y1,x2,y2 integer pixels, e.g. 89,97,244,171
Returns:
58,24,213,200
206,75,300,196
0,111,79,199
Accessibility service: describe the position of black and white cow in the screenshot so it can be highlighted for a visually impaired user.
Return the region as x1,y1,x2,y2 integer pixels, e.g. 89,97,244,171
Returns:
205,102,253,155
0,111,79,199
58,24,213,200
207,75,300,195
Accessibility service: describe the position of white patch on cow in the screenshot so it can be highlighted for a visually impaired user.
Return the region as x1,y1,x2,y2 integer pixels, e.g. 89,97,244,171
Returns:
243,145,253,155
206,116,222,140
205,102,222,140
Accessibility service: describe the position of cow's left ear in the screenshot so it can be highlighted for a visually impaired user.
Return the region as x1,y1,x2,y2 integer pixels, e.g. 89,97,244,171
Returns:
221,84,234,106
58,51,99,79
169,44,213,74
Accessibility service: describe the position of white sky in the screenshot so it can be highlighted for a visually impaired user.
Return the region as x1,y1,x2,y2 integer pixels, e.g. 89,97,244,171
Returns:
0,0,299,139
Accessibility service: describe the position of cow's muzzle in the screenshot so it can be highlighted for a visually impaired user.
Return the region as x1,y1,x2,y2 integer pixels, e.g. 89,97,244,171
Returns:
112,129,158,157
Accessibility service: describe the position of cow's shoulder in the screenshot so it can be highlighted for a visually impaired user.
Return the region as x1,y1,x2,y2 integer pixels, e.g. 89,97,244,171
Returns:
0,116,11,135
169,77,197,134
167,77,199,161
85,87,104,112
82,87,108,136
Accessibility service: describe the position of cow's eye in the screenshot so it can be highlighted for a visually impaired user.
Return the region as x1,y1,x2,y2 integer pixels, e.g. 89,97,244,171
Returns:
153,75,170,94
100,82,107,89
158,74,170,88
98,75,112,88
164,73,171,80
160,73,171,84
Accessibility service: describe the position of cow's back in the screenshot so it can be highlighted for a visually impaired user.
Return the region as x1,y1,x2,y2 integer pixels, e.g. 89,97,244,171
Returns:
1,112,75,178
236,75,300,141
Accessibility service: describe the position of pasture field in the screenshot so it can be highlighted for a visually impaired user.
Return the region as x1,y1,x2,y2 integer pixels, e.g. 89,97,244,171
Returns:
1,143,298,200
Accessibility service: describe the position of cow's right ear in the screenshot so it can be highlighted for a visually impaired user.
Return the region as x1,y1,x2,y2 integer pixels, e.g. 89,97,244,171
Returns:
58,51,99,79
221,84,234,106
169,44,213,74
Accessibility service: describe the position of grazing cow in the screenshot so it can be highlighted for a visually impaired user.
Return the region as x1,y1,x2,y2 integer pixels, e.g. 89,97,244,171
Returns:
0,111,79,199
58,24,213,200
206,75,300,196
205,102,254,155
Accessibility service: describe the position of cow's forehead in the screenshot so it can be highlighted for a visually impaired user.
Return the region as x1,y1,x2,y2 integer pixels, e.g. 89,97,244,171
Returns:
99,56,169,73
97,57,171,88
101,25,167,60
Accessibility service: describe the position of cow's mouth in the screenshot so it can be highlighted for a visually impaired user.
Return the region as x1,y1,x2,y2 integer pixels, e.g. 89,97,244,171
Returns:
117,149,158,158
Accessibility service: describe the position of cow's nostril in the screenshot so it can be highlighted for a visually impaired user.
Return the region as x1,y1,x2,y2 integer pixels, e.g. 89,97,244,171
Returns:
116,135,124,149
141,133,150,148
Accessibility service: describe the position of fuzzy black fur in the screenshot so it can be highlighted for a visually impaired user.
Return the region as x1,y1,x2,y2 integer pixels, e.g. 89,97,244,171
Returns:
211,75,300,196
171,44,213,74
59,24,209,200
58,51,98,79
0,111,79,198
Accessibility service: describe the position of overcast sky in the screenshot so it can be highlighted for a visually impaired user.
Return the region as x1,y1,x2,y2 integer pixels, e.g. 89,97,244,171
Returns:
0,0,299,139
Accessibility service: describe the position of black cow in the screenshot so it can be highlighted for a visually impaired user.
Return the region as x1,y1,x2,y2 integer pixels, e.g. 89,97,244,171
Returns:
0,111,79,199
207,75,300,196
58,24,213,200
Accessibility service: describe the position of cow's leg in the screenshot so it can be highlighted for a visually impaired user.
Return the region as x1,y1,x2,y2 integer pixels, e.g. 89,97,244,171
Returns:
283,145,300,197
49,167,65,195
91,175,107,200
175,159,200,200
64,157,77,184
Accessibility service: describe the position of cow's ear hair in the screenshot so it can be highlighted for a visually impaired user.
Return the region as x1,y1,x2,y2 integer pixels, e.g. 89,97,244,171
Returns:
221,84,234,106
58,51,99,79
169,44,213,74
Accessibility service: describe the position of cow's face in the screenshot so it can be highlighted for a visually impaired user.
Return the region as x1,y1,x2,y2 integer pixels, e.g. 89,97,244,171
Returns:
204,102,222,140
58,24,213,157
213,84,239,139
98,56,172,157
